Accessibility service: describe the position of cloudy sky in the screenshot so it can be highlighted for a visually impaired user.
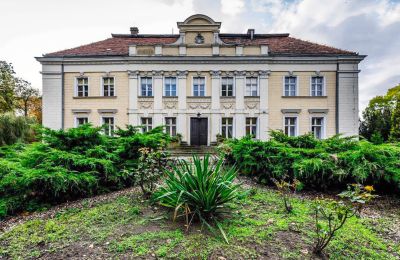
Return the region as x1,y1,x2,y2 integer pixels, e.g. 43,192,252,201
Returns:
0,0,399,111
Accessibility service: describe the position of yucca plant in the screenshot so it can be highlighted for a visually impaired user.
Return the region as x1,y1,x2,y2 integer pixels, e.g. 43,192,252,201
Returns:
153,154,241,243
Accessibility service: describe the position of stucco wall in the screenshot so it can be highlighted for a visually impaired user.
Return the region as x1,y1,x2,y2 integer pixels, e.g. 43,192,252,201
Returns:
268,71,336,137
63,72,129,129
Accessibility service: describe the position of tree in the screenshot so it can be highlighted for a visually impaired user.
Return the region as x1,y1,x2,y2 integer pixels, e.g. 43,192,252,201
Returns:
0,61,17,113
28,96,42,123
15,78,40,117
389,95,400,141
360,85,400,142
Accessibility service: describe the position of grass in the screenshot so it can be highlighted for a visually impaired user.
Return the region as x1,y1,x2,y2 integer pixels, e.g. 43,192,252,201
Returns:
0,184,399,259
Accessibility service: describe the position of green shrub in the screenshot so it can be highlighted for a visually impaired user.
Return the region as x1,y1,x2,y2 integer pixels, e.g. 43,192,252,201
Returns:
153,155,242,243
0,124,170,218
0,113,37,146
222,133,400,193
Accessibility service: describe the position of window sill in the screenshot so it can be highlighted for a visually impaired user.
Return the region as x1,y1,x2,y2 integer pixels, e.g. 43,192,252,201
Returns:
187,96,211,99
138,96,154,98
163,96,178,98
73,96,117,99
281,96,327,98
244,96,260,98
220,96,235,98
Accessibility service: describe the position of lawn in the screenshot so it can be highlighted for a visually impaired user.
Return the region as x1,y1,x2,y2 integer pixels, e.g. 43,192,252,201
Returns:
1,178,399,259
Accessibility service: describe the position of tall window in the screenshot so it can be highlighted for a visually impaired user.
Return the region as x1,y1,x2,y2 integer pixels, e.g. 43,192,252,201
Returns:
311,76,324,96
245,77,258,96
193,77,205,96
221,117,233,138
102,77,115,96
164,77,177,96
165,117,176,136
311,117,324,139
102,117,114,136
284,117,297,136
76,117,88,127
221,77,234,97
246,117,257,138
141,77,153,96
76,77,88,97
284,76,297,96
141,117,153,132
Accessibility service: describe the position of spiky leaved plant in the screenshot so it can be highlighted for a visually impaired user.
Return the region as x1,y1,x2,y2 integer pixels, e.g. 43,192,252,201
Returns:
153,154,241,243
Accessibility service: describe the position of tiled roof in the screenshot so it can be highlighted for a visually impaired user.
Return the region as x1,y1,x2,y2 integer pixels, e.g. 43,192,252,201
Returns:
44,34,356,57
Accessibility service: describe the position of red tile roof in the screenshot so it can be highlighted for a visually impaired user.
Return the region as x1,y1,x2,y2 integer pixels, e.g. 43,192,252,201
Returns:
44,34,356,57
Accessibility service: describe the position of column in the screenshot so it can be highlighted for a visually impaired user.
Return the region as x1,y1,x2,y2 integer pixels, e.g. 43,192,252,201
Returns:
128,70,139,126
177,70,188,142
235,71,246,138
259,70,270,140
153,70,163,127
210,70,221,143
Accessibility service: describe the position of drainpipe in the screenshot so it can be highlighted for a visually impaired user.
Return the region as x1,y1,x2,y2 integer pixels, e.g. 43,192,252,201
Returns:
335,62,339,135
61,63,65,129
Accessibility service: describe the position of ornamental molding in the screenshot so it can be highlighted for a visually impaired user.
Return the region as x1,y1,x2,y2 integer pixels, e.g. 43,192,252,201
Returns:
245,101,259,110
209,70,221,78
163,101,178,109
187,98,211,109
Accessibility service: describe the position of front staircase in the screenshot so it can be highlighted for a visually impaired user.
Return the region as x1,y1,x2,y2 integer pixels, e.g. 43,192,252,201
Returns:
167,142,218,158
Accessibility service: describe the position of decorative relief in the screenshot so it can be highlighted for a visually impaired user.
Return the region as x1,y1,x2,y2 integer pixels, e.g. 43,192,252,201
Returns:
209,70,221,78
187,98,211,110
138,97,154,109
245,97,260,110
163,100,178,109
220,97,236,110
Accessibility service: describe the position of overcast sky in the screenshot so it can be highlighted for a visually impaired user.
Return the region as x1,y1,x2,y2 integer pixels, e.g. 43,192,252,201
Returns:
0,0,399,111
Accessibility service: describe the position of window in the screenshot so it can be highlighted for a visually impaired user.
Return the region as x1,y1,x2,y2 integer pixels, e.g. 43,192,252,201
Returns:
76,117,88,126
311,76,324,96
164,77,177,96
102,117,114,136
193,77,205,96
141,77,153,96
246,117,257,138
245,77,258,96
76,77,88,97
141,117,153,132
221,117,233,138
165,117,176,136
284,117,297,136
284,76,297,96
221,77,234,97
102,77,115,96
311,117,324,139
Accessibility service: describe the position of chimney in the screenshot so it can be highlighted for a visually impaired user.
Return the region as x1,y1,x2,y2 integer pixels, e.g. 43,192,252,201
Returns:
247,29,255,40
130,27,139,36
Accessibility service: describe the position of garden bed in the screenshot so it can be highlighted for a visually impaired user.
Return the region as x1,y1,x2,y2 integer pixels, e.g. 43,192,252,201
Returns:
1,177,399,259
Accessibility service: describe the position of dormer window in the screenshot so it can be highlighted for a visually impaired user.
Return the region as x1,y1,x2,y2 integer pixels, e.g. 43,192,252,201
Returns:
194,33,204,44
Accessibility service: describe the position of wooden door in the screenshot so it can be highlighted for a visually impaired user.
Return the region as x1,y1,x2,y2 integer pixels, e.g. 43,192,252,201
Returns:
190,118,208,146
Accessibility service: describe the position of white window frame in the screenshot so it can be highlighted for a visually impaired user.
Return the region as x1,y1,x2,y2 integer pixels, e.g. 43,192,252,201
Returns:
282,75,298,96
101,76,116,97
164,77,177,97
192,76,206,97
101,116,115,136
75,77,89,97
283,115,299,137
141,117,153,133
245,77,259,96
140,77,153,97
309,76,325,96
165,117,177,136
221,77,235,97
310,115,326,139
74,116,89,127
245,117,258,138
221,117,234,138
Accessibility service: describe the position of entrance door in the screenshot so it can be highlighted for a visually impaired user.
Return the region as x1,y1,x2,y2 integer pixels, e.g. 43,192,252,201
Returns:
190,118,208,146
